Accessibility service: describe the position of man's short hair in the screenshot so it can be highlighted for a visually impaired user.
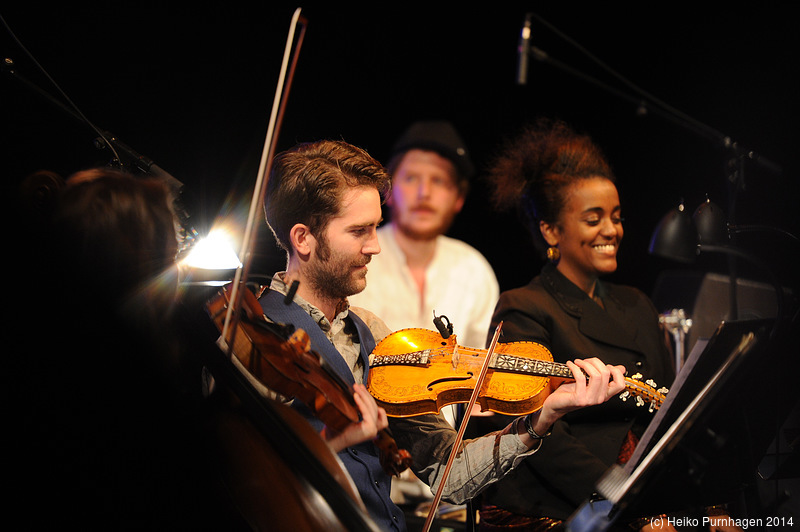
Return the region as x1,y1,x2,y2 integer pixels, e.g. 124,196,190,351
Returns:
265,139,391,254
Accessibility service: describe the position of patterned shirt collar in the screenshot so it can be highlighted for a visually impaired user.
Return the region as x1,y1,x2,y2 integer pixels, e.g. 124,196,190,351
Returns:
269,272,352,330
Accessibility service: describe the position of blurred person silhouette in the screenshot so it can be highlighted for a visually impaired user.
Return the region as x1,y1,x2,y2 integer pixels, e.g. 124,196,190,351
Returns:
349,120,499,429
349,120,499,352
347,121,501,509
10,168,240,529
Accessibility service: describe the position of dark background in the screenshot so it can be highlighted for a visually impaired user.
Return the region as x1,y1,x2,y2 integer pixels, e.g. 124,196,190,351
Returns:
3,4,798,302
3,5,799,525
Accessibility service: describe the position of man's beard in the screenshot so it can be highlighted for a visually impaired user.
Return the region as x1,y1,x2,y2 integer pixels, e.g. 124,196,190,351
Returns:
307,234,370,301
393,206,458,241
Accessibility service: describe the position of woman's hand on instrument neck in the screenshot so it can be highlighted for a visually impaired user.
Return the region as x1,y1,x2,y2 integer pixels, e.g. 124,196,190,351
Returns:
323,383,389,453
521,358,626,445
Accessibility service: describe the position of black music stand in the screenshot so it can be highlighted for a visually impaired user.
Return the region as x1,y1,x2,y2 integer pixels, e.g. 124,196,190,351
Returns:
567,317,798,531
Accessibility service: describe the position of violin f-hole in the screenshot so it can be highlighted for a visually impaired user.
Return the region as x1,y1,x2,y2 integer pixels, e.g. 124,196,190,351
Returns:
426,372,474,390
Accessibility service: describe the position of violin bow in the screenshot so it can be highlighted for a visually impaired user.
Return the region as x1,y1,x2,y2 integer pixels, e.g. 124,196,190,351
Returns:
218,8,307,354
422,321,504,532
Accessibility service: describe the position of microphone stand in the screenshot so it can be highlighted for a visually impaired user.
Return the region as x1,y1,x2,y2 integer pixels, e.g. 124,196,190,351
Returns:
3,55,196,250
518,14,782,176
2,57,179,181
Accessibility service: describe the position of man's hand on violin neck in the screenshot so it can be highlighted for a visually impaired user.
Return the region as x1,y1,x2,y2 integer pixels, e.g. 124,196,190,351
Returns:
541,358,626,421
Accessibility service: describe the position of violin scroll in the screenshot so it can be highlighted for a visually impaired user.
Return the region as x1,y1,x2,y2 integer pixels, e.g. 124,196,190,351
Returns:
619,373,669,412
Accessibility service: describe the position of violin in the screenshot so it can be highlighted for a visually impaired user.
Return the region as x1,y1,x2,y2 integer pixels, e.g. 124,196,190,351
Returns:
367,328,669,417
202,351,373,531
207,283,412,476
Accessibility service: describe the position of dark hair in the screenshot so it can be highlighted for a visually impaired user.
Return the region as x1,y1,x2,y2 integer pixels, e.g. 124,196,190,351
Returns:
265,140,391,254
488,119,615,239
53,168,178,295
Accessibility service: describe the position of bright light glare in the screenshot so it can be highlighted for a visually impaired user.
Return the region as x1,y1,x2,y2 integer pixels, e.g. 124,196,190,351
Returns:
181,229,242,270
400,336,418,350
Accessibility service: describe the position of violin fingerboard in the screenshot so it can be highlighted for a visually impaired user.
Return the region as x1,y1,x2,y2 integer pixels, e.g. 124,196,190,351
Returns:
491,354,573,378
371,350,431,366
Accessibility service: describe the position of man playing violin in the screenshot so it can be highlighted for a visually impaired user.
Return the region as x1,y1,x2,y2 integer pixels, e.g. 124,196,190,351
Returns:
249,139,627,532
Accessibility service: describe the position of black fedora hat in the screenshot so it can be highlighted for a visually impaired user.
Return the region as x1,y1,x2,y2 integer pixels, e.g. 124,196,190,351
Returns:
389,120,475,181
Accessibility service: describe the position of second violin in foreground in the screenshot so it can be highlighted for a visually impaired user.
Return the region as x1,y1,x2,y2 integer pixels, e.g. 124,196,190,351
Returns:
368,328,669,418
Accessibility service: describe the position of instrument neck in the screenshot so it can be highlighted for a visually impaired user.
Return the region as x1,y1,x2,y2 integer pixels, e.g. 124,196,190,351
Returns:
371,346,574,380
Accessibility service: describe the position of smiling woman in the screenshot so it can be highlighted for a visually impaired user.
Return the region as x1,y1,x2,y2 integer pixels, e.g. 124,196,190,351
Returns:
540,176,624,298
473,118,678,530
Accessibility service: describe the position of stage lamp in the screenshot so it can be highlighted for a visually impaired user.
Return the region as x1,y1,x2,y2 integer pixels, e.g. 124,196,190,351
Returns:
648,201,699,263
649,197,732,262
649,197,786,332
692,197,728,245
178,228,242,285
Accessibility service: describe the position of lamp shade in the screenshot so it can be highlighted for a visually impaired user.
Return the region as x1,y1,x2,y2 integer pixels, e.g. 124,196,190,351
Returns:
649,203,699,263
693,198,728,245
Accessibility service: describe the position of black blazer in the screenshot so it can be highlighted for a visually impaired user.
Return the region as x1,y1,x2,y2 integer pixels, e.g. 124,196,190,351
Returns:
478,262,674,521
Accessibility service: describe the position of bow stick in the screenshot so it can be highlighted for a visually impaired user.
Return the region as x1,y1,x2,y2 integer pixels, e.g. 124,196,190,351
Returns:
422,321,504,532
218,8,306,353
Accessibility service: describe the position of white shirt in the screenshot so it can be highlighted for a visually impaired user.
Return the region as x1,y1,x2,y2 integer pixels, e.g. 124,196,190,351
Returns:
349,223,500,429
350,223,500,350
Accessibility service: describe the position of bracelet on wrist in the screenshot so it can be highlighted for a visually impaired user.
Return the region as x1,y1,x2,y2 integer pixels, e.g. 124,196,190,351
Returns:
524,413,552,439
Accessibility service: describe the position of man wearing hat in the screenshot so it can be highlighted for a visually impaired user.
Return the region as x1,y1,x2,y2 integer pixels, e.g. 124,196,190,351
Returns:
350,120,499,407
348,120,500,507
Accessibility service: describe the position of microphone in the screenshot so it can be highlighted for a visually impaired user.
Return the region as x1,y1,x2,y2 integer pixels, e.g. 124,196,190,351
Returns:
433,312,453,339
284,279,300,305
516,12,532,85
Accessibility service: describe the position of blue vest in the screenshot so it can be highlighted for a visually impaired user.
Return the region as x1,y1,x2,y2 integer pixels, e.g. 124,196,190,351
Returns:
259,290,406,532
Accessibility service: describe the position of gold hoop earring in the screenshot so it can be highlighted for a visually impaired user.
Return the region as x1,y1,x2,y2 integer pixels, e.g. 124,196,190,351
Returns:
546,246,560,263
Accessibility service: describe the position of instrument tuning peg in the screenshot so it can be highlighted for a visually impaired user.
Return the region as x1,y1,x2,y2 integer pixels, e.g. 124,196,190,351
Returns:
619,391,630,402
631,372,643,380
